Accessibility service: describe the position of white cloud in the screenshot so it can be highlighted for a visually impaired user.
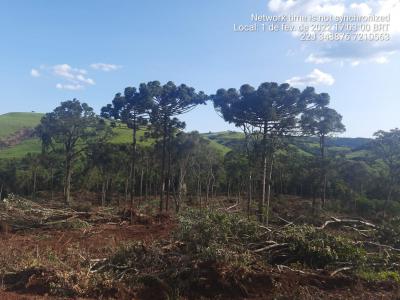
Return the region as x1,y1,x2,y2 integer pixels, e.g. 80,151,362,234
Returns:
349,2,372,16
30,69,40,77
56,83,84,90
268,0,400,65
31,63,96,90
287,69,335,86
90,63,121,72
52,64,94,86
76,74,95,85
306,54,333,64
374,56,389,64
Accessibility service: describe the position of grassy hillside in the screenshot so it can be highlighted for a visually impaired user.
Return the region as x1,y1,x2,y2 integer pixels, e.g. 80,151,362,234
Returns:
0,112,373,160
0,128,141,159
0,112,138,159
204,131,373,158
0,139,42,159
0,112,43,139
0,112,230,159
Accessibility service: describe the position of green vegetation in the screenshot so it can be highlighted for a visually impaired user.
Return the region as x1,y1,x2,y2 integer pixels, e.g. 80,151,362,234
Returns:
0,138,41,159
3,79,400,298
0,112,43,138
358,270,400,283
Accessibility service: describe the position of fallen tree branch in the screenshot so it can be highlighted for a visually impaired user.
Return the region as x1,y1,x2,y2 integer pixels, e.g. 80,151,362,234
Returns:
253,242,288,253
342,225,370,237
277,265,315,275
355,241,400,252
318,218,376,230
330,266,353,277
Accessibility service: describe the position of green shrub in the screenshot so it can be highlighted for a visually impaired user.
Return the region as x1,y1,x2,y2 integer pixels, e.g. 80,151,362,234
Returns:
177,209,263,251
356,196,376,215
378,217,400,248
386,201,400,216
358,270,400,283
280,226,366,268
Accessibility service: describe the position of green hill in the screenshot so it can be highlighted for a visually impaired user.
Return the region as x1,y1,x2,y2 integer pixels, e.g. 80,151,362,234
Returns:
0,112,43,139
0,112,231,159
0,112,373,160
0,112,137,159
203,131,373,158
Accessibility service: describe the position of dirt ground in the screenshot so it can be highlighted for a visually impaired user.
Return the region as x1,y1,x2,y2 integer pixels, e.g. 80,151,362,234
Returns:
0,212,174,300
1,197,400,299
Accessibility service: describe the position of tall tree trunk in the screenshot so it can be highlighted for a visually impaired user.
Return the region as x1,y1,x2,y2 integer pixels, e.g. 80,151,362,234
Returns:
312,190,317,215
206,173,211,204
259,124,268,222
210,172,215,202
199,182,202,208
260,153,267,223
227,179,231,200
130,121,138,225
145,178,148,202
130,121,137,205
176,166,185,213
50,168,54,201
243,125,254,218
265,155,274,226
124,178,129,203
197,175,201,206
64,156,72,205
145,159,149,202
139,168,144,207
166,136,172,212
32,169,37,200
160,121,167,212
383,185,393,219
101,180,106,206
320,134,327,208
106,177,112,204
247,172,252,217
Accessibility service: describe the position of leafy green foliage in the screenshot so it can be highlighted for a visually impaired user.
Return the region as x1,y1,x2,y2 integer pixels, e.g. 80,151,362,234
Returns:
280,226,366,268
177,209,365,269
358,270,400,283
177,209,263,251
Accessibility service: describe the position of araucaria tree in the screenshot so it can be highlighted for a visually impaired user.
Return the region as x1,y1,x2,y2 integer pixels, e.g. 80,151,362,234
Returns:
372,129,400,216
139,81,207,212
37,99,110,205
213,83,320,223
101,87,152,204
300,97,345,208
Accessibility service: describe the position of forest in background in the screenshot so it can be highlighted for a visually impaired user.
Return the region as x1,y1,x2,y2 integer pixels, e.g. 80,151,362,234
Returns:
1,81,400,299
0,81,398,221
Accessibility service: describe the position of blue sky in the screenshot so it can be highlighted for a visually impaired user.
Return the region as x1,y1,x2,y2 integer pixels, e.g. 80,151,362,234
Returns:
0,0,399,137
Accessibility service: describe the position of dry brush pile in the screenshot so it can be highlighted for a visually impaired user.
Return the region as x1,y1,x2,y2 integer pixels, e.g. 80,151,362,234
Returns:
1,197,400,299
0,194,146,232
87,209,400,298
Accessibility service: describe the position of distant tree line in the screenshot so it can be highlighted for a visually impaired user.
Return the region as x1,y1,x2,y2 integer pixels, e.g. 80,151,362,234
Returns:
0,80,399,222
